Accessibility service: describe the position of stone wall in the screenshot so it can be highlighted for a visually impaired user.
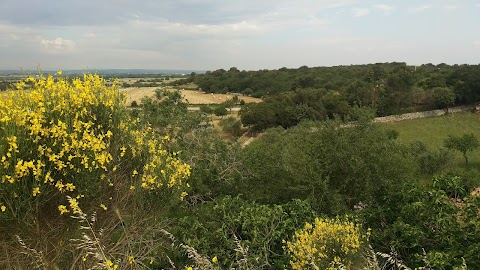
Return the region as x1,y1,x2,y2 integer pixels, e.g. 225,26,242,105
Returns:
373,105,475,123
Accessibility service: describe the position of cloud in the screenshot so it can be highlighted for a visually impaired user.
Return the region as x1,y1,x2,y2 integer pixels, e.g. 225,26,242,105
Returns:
373,4,394,15
408,5,432,13
40,38,76,50
353,8,370,17
473,41,480,48
0,0,357,27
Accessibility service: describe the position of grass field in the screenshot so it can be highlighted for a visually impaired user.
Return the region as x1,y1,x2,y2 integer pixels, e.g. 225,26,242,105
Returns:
379,112,480,168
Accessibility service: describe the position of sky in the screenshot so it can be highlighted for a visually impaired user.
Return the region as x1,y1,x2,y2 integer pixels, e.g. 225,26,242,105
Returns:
1,0,479,71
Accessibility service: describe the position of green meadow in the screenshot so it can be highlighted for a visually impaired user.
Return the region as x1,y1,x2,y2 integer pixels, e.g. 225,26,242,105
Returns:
380,112,480,168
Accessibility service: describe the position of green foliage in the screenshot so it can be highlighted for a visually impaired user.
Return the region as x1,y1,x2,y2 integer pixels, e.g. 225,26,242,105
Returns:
240,89,327,131
407,141,453,175
137,88,207,138
431,87,456,110
130,100,139,107
173,196,316,269
219,117,243,137
447,64,480,104
193,63,480,124
378,71,414,115
0,80,13,91
240,120,416,214
380,113,480,168
174,128,246,198
213,105,228,117
444,133,479,165
200,105,213,114
363,175,480,269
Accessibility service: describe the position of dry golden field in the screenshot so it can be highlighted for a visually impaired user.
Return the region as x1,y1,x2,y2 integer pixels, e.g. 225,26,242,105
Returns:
121,87,262,105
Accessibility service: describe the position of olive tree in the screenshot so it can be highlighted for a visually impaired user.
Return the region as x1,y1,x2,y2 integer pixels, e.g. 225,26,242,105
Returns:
444,133,479,165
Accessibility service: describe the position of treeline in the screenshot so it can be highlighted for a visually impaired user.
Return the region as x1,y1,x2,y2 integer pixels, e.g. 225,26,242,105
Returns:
174,63,480,130
0,80,14,91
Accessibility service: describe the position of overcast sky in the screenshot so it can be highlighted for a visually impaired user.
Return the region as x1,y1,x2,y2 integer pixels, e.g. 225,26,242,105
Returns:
1,0,479,71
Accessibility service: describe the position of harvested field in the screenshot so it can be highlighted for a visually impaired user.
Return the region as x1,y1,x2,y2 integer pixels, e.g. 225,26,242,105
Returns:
121,87,262,105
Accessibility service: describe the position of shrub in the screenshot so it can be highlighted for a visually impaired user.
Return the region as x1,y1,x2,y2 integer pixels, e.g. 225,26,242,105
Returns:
200,105,213,114
219,117,243,137
363,177,480,269
213,106,228,117
173,197,316,269
0,73,191,268
286,217,368,270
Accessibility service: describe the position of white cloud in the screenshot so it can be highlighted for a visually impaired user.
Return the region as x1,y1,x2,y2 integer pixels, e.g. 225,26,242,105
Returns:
473,40,480,47
408,5,432,13
137,20,262,39
373,4,394,15
41,38,76,50
353,8,370,17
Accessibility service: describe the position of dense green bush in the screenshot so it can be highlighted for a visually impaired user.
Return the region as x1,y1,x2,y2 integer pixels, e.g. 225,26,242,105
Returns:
362,175,480,269
172,196,316,269
240,120,417,214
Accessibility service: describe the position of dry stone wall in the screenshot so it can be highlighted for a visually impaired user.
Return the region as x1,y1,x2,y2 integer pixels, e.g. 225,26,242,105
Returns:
373,105,475,123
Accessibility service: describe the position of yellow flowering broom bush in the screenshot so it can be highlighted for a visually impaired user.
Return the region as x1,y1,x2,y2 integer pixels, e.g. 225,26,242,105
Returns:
286,217,368,270
0,73,190,220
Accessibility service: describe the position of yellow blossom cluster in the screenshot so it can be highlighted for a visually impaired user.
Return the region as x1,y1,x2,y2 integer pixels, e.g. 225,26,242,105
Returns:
0,73,190,217
286,217,366,270
138,134,191,193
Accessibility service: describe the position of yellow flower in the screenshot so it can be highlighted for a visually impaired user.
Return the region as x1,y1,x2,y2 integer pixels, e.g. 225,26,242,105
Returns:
187,267,193,270
129,185,135,190
128,255,135,264
120,146,127,157
65,183,76,192
212,256,218,263
1,205,6,212
57,70,63,75
105,260,114,268
68,198,81,214
32,187,41,196
100,204,108,211
58,205,69,215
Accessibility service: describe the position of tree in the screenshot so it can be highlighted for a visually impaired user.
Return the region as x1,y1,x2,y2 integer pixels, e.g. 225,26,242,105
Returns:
139,89,207,138
444,133,479,165
213,106,228,118
219,117,243,137
431,87,455,112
